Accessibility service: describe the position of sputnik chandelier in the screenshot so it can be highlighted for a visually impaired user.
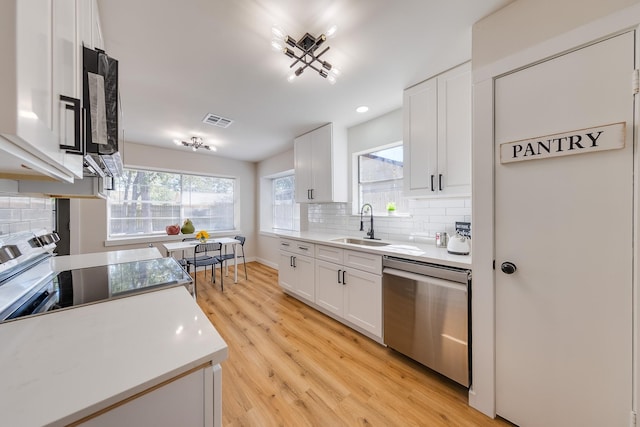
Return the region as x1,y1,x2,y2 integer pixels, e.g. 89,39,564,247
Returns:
173,136,216,152
271,25,340,83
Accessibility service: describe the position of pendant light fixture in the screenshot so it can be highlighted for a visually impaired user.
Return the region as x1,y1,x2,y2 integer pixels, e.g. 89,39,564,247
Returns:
271,25,340,84
173,136,216,152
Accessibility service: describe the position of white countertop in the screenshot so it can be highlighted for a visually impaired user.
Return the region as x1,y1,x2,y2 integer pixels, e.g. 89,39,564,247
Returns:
50,247,163,271
0,286,228,427
276,231,471,269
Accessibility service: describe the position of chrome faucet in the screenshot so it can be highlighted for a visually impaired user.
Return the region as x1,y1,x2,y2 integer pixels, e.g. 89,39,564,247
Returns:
359,203,377,240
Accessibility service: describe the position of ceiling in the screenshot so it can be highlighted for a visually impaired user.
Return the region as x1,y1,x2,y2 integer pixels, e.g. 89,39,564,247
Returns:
97,0,510,163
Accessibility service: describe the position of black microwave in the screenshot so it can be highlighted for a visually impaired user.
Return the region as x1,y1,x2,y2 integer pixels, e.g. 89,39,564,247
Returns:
82,46,122,177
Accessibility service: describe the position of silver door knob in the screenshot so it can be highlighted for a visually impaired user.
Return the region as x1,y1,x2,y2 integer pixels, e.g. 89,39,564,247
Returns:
500,262,517,274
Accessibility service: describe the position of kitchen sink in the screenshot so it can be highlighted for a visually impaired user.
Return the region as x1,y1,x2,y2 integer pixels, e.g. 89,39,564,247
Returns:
331,237,390,247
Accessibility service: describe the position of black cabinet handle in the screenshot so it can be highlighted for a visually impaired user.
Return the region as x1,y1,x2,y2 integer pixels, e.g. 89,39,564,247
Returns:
310,189,314,199
342,270,346,285
59,95,82,154
430,175,435,192
439,174,443,191
338,269,342,284
293,256,296,268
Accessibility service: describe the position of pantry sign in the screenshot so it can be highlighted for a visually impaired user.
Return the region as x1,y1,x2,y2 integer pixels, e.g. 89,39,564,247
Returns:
500,122,625,164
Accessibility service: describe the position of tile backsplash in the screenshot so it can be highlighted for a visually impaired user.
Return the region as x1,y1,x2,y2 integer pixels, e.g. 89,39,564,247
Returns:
0,195,53,236
307,197,471,242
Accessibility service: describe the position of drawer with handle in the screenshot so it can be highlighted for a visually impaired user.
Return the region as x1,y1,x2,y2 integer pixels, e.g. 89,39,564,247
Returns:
280,238,315,256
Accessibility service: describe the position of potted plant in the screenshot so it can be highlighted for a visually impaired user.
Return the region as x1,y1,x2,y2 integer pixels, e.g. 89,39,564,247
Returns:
386,202,397,215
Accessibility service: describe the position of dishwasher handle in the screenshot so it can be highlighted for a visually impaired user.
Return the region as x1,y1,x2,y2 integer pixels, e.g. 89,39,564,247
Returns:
383,267,468,292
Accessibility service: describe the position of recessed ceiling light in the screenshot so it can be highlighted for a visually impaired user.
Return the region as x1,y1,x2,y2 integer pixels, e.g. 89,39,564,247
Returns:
356,106,369,113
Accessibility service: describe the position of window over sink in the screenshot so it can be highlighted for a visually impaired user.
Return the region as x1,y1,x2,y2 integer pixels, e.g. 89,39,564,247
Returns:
355,143,406,215
107,168,236,238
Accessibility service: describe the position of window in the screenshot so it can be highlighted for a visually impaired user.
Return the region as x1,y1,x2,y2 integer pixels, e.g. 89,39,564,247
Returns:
272,174,299,231
357,143,405,214
108,169,235,238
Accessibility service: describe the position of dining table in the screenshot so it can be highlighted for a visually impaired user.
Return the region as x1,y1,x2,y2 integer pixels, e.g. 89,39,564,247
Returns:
162,237,241,283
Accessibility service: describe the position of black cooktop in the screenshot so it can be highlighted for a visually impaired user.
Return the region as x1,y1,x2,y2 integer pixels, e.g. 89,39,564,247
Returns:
53,257,192,309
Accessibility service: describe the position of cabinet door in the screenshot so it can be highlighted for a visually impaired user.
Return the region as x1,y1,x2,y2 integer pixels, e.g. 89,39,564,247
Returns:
81,368,207,427
343,268,382,338
403,78,438,193
293,255,315,301
0,0,79,182
53,0,84,178
309,123,333,202
278,252,296,293
315,260,344,316
437,62,471,196
92,0,105,50
16,0,52,133
294,132,313,202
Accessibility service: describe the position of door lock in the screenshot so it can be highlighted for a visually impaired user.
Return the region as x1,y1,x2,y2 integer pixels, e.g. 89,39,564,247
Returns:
500,262,517,274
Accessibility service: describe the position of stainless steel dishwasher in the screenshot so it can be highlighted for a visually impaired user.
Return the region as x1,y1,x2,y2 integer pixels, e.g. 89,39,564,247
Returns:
383,255,471,387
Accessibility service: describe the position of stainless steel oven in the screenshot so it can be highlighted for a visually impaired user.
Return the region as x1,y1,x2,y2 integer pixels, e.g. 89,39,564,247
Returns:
383,255,471,387
2,257,59,321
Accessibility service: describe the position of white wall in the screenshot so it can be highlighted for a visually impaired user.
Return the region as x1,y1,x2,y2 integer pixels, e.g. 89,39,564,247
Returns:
348,109,403,205
72,142,257,258
255,148,298,268
471,0,640,418
472,0,640,68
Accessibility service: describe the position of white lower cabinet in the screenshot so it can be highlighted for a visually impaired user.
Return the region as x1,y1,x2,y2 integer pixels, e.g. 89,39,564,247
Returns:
314,244,382,339
315,259,382,338
279,239,382,340
81,364,221,427
279,239,315,302
315,260,344,315
342,267,382,337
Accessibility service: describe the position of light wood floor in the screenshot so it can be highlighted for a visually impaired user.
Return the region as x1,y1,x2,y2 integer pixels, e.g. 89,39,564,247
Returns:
194,262,512,427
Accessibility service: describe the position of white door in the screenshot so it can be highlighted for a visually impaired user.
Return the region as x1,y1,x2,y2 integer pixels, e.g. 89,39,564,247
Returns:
404,77,438,193
315,260,344,316
278,252,296,293
309,123,333,202
495,32,634,427
293,255,315,301
343,268,381,337
294,133,312,202
437,62,471,196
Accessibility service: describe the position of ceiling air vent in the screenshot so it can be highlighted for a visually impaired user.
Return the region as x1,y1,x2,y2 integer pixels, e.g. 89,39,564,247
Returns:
202,113,233,128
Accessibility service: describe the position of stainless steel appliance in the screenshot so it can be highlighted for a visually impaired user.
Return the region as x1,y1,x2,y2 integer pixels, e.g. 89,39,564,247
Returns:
0,232,192,322
383,255,471,386
82,46,123,178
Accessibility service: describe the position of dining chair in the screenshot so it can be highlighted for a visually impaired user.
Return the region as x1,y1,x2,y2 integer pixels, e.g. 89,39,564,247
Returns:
218,235,247,280
180,237,208,273
189,242,224,292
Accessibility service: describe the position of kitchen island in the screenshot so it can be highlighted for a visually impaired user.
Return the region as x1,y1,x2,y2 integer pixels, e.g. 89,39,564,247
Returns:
0,286,228,426
50,246,163,271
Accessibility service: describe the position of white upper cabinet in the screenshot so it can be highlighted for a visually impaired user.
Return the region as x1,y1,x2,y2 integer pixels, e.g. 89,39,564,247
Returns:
53,0,84,177
80,0,104,50
403,62,471,197
0,0,86,182
294,123,347,203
